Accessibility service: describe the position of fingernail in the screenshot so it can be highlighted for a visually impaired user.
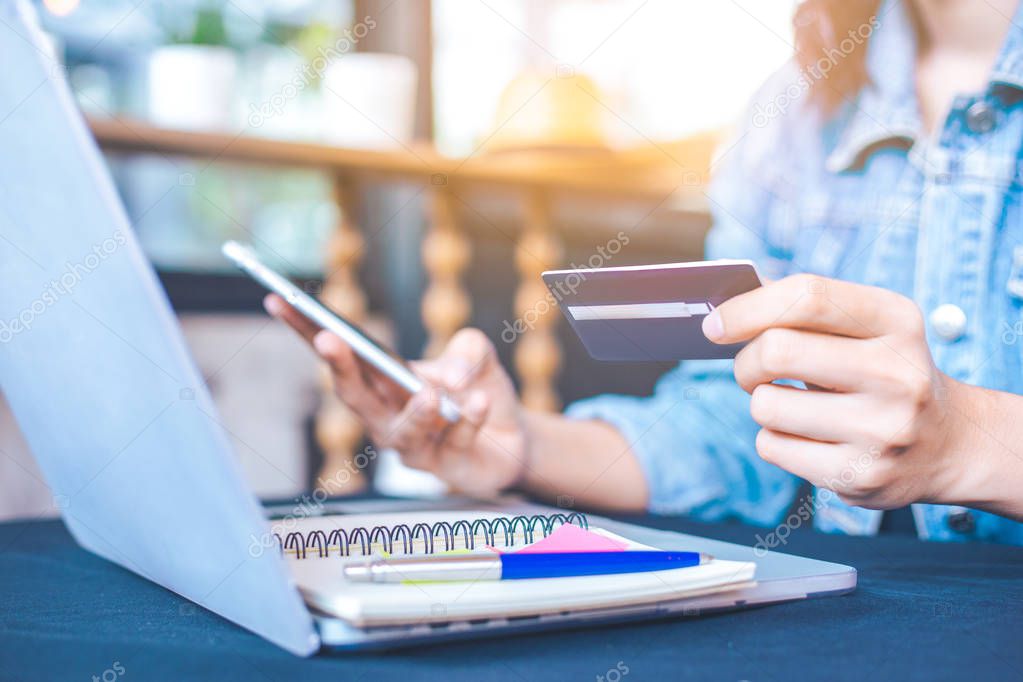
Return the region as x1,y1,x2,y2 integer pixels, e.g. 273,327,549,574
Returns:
469,391,488,416
702,309,724,341
263,294,282,315
313,330,334,356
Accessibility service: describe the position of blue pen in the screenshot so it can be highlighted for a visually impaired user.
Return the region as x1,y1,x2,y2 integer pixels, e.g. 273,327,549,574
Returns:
342,551,711,583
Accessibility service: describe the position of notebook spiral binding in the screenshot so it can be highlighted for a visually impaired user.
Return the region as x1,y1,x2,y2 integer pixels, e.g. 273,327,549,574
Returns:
275,512,589,559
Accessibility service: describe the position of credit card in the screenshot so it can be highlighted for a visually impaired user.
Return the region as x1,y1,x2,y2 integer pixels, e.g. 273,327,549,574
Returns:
542,260,762,361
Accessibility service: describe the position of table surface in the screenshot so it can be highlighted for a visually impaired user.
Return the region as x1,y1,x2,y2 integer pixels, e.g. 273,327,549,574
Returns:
2,513,1021,682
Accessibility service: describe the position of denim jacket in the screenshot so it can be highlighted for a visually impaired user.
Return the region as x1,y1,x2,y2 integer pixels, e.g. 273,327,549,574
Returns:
567,0,1023,544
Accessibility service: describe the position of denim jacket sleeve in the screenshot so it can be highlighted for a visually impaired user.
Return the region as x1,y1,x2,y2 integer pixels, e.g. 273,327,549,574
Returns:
564,68,802,524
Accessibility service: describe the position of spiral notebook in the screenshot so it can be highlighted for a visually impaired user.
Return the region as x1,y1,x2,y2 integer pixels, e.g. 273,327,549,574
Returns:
272,510,757,628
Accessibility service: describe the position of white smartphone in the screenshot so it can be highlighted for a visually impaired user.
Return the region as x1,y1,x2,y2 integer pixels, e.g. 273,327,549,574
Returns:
221,241,461,423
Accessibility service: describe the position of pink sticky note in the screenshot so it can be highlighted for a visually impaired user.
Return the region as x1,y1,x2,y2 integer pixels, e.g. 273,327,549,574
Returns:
515,523,628,554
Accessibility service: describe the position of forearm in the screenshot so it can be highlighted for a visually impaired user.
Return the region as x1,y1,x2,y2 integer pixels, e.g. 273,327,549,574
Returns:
942,382,1023,521
517,410,650,512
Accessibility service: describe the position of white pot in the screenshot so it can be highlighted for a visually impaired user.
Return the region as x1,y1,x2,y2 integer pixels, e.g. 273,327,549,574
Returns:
240,46,321,139
321,52,418,148
148,45,237,131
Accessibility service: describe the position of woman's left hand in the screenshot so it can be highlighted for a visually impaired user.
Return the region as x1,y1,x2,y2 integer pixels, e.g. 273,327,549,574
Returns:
703,274,974,509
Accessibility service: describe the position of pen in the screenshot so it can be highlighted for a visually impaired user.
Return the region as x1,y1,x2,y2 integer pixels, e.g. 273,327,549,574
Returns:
342,550,712,583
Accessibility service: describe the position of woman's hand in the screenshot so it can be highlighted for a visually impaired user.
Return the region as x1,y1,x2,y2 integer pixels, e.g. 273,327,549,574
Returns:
265,294,528,497
702,274,975,509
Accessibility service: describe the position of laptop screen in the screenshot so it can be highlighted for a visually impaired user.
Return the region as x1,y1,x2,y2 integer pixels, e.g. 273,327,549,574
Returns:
0,0,317,655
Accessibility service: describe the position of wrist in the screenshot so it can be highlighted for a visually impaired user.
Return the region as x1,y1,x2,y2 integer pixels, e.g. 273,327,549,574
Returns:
930,379,998,509
505,408,537,493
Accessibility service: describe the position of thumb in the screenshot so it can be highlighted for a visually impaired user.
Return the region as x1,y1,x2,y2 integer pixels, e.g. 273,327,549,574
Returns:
413,329,495,392
409,357,472,394
437,329,496,390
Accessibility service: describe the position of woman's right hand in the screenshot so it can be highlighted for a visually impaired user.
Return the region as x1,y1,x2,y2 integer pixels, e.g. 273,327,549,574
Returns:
265,294,529,497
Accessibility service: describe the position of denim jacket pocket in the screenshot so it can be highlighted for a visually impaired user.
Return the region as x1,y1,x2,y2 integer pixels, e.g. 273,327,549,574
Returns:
768,195,862,278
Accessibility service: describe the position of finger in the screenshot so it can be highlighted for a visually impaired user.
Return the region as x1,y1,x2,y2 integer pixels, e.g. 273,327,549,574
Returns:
313,330,392,420
748,384,874,444
444,391,489,452
704,274,915,344
313,329,411,412
436,391,489,481
361,366,411,410
409,360,478,417
733,329,884,393
433,329,497,392
382,388,446,471
409,360,447,390
754,428,854,489
348,347,413,409
264,294,321,344
408,355,480,429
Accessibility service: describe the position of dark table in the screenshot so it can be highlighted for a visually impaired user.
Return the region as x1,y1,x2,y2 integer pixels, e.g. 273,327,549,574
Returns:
2,513,1021,682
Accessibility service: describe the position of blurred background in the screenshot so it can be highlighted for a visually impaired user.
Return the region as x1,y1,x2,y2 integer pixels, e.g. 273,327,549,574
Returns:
1,0,797,519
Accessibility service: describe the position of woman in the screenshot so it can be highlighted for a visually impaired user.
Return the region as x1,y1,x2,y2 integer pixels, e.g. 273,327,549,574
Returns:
268,0,1023,543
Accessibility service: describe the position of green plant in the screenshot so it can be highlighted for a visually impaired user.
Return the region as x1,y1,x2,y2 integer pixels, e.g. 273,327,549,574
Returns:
187,7,229,47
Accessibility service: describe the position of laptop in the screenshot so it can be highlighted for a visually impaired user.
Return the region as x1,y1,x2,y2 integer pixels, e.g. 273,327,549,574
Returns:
0,0,855,656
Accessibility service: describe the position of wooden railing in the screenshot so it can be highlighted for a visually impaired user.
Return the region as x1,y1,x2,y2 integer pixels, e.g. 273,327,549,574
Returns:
89,116,711,491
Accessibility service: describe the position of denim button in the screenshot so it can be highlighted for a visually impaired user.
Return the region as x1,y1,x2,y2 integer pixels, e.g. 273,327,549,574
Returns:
965,101,996,134
1009,247,1023,299
929,303,967,341
947,510,976,534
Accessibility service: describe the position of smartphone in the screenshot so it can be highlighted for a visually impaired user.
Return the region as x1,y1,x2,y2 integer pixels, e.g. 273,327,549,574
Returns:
221,241,461,423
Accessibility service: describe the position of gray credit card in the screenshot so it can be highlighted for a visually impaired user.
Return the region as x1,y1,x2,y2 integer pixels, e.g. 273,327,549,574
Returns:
543,260,762,361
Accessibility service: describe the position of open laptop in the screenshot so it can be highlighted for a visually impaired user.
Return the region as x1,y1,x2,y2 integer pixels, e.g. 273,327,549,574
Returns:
0,0,855,656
